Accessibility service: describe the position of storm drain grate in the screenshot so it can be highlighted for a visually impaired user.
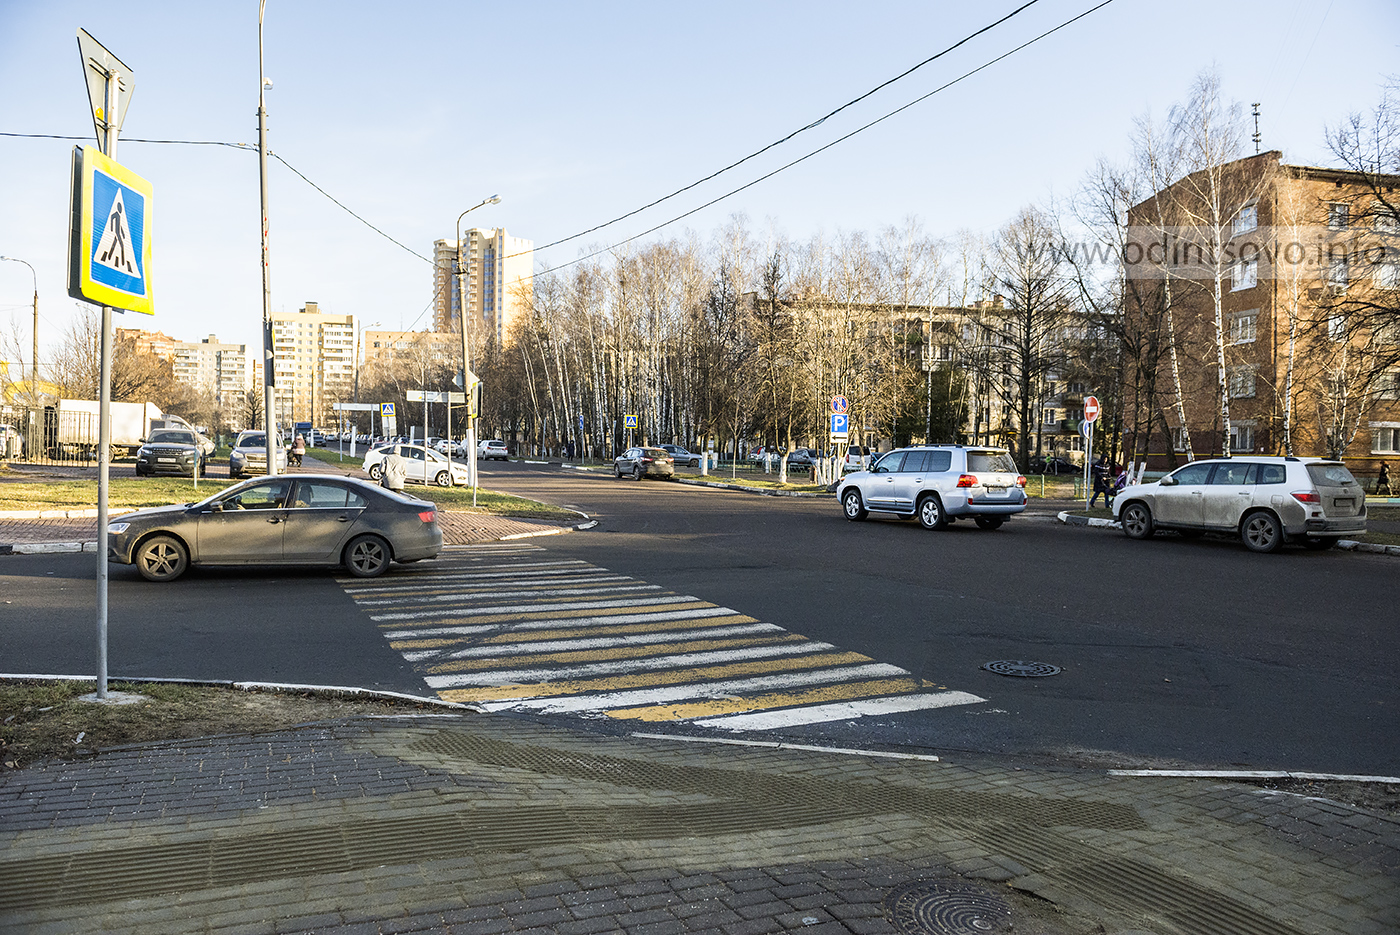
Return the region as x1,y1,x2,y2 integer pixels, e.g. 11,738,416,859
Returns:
981,660,1062,677
886,880,1012,935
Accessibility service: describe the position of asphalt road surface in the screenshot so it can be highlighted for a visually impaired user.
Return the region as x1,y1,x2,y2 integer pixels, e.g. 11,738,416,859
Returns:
2,459,1394,776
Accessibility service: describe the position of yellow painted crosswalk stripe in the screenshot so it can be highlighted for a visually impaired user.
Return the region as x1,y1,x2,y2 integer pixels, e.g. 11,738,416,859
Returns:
604,677,935,722
425,632,809,674
436,651,874,703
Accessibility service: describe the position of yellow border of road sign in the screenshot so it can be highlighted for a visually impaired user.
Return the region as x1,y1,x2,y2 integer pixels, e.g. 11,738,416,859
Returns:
72,145,154,314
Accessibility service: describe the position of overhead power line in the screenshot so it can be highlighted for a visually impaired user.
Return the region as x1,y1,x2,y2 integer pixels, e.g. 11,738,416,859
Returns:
527,0,1118,279
528,0,1041,256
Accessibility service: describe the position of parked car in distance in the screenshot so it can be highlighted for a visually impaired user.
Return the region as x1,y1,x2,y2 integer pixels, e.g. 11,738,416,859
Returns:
837,445,1027,530
787,448,818,467
228,430,288,478
1112,456,1366,553
1028,454,1077,475
842,446,874,472
614,447,675,480
748,446,786,463
107,475,441,582
362,443,470,487
478,439,509,461
659,444,700,468
135,429,206,478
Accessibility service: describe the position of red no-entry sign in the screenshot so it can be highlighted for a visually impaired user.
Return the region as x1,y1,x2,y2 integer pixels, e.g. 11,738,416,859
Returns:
1084,395,1101,424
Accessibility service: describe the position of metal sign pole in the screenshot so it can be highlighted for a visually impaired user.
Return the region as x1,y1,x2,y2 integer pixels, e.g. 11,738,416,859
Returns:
93,60,122,700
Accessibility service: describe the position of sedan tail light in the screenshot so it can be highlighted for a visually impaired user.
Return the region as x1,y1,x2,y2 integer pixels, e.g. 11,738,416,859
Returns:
418,509,437,523
1290,491,1321,504
956,474,978,488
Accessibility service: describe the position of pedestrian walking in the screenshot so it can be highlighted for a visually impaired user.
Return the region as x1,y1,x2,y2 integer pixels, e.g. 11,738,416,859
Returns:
1379,461,1393,496
1089,457,1109,507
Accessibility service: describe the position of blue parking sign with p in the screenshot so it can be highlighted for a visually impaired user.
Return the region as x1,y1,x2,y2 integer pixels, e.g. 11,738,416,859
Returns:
831,413,849,435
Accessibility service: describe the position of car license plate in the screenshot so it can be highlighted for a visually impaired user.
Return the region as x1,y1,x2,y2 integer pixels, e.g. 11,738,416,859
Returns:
987,485,1007,496
157,457,176,463
1334,497,1354,508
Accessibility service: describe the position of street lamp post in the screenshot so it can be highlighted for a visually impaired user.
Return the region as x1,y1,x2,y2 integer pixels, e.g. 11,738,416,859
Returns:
257,0,278,476
455,195,500,500
0,256,39,405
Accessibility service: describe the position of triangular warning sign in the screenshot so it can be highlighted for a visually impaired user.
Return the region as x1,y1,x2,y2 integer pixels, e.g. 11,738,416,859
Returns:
94,188,139,277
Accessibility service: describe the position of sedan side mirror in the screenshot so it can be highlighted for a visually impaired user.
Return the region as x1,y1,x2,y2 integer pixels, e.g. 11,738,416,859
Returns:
1159,476,1177,487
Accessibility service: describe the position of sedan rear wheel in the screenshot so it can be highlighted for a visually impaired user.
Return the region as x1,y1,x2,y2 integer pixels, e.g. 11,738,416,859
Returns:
633,466,644,481
135,535,189,582
917,494,946,530
368,464,383,481
614,464,623,478
344,534,391,578
1241,511,1283,553
1121,502,1154,539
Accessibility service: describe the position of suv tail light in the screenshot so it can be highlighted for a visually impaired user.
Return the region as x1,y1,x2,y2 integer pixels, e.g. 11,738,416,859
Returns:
1016,475,1027,487
418,510,436,523
956,474,978,488
1290,491,1321,504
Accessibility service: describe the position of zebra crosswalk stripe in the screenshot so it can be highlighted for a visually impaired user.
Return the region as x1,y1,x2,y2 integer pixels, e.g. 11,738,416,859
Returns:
339,544,985,730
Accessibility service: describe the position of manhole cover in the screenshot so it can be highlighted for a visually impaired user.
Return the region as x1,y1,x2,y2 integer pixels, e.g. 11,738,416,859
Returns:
887,880,1012,935
982,660,1062,677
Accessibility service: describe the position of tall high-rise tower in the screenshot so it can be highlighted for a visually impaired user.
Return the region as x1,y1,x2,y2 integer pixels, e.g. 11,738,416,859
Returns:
433,228,532,344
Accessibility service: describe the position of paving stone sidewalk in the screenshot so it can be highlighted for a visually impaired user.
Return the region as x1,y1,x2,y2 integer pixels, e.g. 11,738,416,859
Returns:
0,712,1395,935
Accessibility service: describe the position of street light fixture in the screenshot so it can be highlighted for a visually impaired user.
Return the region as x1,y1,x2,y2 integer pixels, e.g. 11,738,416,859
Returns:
455,194,501,499
0,256,39,405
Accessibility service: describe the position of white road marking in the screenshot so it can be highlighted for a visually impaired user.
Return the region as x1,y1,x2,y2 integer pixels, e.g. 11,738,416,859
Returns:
692,691,987,730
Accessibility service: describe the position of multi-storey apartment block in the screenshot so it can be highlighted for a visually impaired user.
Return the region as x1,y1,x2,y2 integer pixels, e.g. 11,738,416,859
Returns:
270,301,356,426
432,228,533,345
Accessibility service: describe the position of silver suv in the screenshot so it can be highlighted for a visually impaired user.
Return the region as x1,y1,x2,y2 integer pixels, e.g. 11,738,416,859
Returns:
837,445,1027,530
1112,456,1366,553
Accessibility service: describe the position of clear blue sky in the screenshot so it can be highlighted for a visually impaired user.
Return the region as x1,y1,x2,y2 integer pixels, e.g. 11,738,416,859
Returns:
2,0,1396,362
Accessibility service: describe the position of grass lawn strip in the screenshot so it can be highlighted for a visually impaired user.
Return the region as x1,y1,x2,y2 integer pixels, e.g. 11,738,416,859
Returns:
0,679,446,770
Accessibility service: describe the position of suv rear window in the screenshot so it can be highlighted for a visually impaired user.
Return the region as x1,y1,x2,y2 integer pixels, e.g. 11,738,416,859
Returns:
1306,463,1357,486
967,451,1016,473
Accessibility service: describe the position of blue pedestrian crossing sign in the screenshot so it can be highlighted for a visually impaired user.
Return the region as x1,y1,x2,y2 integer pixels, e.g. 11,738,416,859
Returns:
830,412,849,440
624,414,638,429
381,403,396,418
68,145,154,314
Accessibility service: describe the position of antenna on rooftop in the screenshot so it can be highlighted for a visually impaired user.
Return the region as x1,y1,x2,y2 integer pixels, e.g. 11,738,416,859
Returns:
1251,103,1261,154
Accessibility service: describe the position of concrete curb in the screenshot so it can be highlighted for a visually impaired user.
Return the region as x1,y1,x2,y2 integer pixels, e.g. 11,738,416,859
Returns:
1055,510,1400,556
0,673,478,711
0,507,134,519
561,463,831,498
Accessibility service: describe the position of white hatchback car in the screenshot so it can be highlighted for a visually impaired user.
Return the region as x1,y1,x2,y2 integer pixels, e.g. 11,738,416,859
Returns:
1112,456,1366,552
837,445,1027,530
477,439,509,460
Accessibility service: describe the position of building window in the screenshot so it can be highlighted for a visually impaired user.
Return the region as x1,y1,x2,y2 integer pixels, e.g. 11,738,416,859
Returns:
1373,426,1400,453
1328,203,1349,230
1328,257,1349,293
1229,312,1257,343
1376,209,1400,234
1375,260,1400,291
1228,368,1257,399
1232,202,1258,236
1042,408,1057,425
1171,426,1189,452
1232,257,1257,291
1229,423,1255,452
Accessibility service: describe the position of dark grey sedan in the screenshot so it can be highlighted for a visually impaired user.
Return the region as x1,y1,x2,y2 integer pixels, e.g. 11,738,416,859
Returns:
107,475,442,582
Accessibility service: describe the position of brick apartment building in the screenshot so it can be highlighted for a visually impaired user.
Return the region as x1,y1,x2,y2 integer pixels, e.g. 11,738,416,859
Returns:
1123,150,1400,479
